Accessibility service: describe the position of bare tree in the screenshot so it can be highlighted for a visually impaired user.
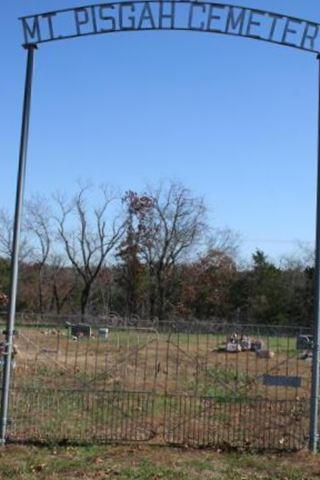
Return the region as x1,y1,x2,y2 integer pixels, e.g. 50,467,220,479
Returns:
55,185,125,315
25,196,52,313
139,181,207,320
49,254,78,314
0,208,31,260
0,209,33,310
0,210,13,258
280,241,314,270
207,227,241,259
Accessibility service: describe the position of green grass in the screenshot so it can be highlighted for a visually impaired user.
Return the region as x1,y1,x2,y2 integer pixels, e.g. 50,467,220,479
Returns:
0,445,318,480
120,459,190,479
187,366,255,402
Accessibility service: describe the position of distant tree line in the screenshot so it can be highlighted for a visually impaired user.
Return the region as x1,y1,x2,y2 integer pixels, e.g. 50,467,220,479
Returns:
0,181,315,326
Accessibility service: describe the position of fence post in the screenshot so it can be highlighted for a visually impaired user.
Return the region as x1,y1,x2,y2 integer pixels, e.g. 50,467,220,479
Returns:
0,44,36,445
310,54,320,454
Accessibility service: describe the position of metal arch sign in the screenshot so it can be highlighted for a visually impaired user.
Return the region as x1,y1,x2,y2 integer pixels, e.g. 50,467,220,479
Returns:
20,1,320,53
2,0,320,454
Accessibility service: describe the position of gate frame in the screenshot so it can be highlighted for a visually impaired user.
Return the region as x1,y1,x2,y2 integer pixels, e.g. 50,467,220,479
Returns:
2,1,320,453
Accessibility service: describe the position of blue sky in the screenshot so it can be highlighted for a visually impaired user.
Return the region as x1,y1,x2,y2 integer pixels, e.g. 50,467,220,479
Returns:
1,0,320,261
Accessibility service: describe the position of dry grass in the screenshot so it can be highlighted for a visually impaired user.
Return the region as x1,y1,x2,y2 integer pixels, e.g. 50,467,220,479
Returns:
11,327,311,396
0,444,319,479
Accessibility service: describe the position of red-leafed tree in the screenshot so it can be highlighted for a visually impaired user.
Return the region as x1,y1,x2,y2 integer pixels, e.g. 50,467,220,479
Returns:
177,249,237,319
138,182,207,321
117,191,154,316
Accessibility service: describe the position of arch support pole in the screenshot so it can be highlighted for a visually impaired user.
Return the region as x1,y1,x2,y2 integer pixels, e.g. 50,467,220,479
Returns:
310,54,320,454
0,44,36,445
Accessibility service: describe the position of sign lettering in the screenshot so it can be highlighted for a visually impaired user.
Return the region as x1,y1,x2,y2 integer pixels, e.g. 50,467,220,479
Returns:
19,2,320,53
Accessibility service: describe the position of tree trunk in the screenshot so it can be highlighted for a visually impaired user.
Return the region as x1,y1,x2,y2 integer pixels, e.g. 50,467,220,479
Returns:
80,284,91,318
157,271,166,323
38,267,44,316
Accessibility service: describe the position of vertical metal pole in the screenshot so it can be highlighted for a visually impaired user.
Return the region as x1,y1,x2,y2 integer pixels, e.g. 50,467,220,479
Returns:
310,54,320,454
0,44,36,445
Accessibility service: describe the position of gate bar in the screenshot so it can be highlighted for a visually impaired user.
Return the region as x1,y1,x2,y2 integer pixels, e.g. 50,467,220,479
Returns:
310,54,320,454
0,44,37,445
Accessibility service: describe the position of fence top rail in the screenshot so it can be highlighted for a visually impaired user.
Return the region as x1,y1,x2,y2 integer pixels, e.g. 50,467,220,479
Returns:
0,312,312,335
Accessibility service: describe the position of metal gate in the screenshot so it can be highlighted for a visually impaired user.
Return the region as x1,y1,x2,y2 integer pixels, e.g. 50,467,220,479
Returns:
1,317,312,449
